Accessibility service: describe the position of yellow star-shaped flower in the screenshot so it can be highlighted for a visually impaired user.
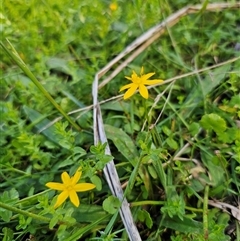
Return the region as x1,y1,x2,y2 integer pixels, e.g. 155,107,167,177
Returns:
109,2,118,11
119,67,163,100
46,168,96,208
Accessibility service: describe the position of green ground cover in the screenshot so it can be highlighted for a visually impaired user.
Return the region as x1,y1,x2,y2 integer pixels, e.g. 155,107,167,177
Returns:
1,0,240,240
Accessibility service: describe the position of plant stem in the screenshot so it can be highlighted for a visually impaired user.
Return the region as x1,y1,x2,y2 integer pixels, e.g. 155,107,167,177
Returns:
143,98,148,129
130,200,164,207
0,40,81,132
0,201,50,223
131,200,203,212
203,185,209,240
16,190,50,205
130,97,134,134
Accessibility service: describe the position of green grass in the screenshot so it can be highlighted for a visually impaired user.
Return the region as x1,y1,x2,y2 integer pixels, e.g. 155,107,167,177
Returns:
1,0,240,241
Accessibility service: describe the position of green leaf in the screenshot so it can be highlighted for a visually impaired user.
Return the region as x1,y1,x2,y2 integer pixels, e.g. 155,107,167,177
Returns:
136,131,152,150
0,209,12,222
46,57,72,76
102,196,121,214
23,106,76,150
189,122,201,136
49,215,59,229
90,175,102,191
166,137,179,150
207,209,231,241
101,101,130,112
73,146,86,155
162,125,172,136
137,209,153,229
229,94,240,108
2,189,19,203
61,90,85,108
161,192,185,220
182,64,231,118
150,149,167,191
23,106,63,145
72,204,107,223
64,214,110,241
1,41,80,131
58,156,75,168
2,227,13,241
16,215,32,230
200,113,227,133
147,165,158,179
217,127,238,143
201,151,226,188
163,216,203,233
104,124,138,166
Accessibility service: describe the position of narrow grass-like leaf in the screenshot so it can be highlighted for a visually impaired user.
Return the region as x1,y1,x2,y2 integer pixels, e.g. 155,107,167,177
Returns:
150,150,167,191
162,216,203,233
46,57,73,76
1,40,81,131
101,101,130,112
104,124,138,166
72,204,108,223
23,106,68,147
64,214,111,241
125,157,142,193
182,64,231,119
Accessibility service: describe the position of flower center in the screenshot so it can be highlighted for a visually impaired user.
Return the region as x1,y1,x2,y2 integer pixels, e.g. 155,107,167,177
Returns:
135,77,142,84
66,184,74,191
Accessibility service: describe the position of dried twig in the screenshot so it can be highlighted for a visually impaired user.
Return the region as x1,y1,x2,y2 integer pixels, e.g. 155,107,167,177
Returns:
98,2,240,90
92,3,240,241
39,56,239,134
208,200,240,223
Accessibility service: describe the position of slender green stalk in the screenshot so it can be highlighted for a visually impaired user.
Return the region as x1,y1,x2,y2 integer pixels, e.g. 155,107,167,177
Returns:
0,39,81,131
65,214,111,241
130,98,134,134
162,95,189,129
103,211,119,235
143,98,148,129
130,200,164,206
203,185,209,239
150,126,162,148
236,220,240,241
0,201,50,223
130,200,203,212
125,156,142,193
16,190,50,205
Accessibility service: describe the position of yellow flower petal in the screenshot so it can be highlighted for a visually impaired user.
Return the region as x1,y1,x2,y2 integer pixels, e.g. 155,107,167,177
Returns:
144,79,164,85
71,168,82,185
61,172,71,184
109,3,118,11
45,182,65,190
46,168,96,208
125,76,133,81
142,72,155,81
120,67,164,100
131,75,139,84
123,83,138,99
132,70,138,79
69,190,80,207
74,183,96,192
139,84,148,99
120,83,133,92
54,190,69,208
